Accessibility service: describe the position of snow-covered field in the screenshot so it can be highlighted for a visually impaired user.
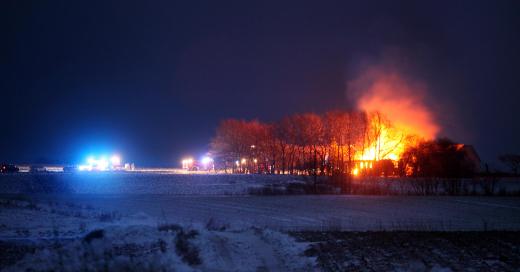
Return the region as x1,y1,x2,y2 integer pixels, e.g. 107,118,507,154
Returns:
0,196,314,271
2,172,519,196
16,194,520,232
1,172,520,270
0,172,305,195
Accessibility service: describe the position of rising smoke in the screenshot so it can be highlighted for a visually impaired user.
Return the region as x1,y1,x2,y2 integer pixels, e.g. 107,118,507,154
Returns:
348,67,440,139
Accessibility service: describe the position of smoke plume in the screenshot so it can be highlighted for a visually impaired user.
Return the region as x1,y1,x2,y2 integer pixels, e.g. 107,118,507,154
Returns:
348,67,439,139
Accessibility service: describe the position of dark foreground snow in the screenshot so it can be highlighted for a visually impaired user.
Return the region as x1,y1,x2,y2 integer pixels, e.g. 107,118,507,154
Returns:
1,173,520,271
293,231,520,271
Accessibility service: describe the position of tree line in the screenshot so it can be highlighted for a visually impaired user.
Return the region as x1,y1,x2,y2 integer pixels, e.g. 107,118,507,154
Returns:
210,110,480,179
210,110,416,176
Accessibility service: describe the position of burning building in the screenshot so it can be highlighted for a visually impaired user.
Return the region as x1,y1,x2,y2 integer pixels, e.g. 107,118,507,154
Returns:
346,69,442,177
209,69,479,177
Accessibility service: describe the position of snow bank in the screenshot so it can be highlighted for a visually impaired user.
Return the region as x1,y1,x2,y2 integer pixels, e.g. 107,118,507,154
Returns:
4,224,314,271
0,196,315,271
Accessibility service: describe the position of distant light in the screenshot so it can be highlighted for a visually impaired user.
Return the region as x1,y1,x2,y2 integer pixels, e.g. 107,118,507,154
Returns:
241,158,246,164
182,157,194,169
235,160,239,166
253,158,257,163
201,156,213,165
352,168,359,176
80,154,120,171
97,157,109,171
111,155,122,166
87,156,95,164
78,165,91,171
182,158,193,164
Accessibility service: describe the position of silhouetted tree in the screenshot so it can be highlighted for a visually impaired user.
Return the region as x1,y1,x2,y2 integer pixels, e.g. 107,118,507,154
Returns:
399,138,476,178
498,154,520,175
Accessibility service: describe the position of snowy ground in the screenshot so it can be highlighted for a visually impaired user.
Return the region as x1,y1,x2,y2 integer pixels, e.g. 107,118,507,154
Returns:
0,196,313,271
293,231,520,271
0,172,306,195
11,194,520,232
1,173,520,270
1,172,519,196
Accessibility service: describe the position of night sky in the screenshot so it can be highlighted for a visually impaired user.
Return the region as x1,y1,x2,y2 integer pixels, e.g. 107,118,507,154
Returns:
1,0,519,167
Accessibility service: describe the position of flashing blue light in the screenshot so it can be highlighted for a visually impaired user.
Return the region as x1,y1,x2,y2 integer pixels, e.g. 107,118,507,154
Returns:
78,154,122,171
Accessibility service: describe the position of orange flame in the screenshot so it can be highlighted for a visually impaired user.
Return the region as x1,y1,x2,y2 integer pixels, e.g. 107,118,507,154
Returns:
350,69,440,162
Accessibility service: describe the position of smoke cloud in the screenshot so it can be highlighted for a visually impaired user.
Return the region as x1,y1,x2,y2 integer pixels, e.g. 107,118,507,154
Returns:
348,67,440,139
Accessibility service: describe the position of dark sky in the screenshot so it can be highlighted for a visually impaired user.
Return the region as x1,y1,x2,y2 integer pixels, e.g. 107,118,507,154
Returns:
1,0,519,167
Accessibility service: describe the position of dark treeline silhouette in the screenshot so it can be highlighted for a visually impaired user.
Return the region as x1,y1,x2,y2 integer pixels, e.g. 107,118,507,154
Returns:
399,138,480,178
210,111,479,179
498,154,520,176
